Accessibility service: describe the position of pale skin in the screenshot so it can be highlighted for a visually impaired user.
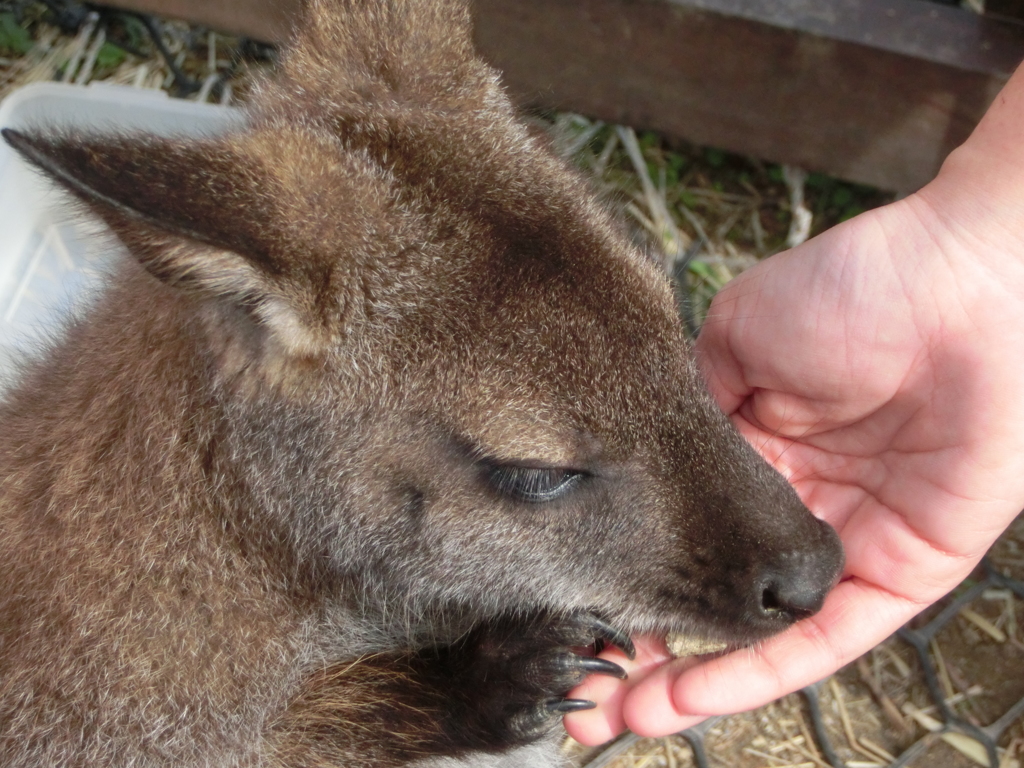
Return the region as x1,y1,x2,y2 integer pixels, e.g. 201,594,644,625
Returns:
565,62,1024,743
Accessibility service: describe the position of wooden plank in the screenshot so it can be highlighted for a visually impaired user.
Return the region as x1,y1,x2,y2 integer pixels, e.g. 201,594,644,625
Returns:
94,0,1024,191
987,0,1024,22
98,0,298,42
471,0,1024,191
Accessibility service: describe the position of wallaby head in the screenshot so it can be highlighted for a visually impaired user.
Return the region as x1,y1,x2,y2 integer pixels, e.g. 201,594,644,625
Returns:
3,0,841,645
0,0,843,763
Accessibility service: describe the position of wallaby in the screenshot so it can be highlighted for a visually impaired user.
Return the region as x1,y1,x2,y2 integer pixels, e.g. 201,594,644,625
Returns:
0,1,844,766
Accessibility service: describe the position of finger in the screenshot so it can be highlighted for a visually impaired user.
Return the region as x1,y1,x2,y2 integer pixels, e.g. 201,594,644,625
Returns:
620,658,707,738
561,664,629,745
646,580,924,719
563,635,675,746
693,275,761,415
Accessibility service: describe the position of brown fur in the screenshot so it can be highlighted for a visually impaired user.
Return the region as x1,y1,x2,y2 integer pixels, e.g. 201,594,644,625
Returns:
0,1,843,766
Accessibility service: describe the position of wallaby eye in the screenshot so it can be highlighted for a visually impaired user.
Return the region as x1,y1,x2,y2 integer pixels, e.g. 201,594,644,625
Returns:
487,464,584,503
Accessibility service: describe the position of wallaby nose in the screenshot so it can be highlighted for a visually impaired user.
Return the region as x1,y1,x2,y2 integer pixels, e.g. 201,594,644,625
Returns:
758,573,828,620
756,520,844,621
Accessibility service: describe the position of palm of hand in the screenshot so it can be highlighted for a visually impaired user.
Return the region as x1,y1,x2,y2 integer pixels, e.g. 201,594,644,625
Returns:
715,200,1024,599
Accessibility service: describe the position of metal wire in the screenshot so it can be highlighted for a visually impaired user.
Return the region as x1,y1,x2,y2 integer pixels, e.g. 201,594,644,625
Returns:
677,716,719,768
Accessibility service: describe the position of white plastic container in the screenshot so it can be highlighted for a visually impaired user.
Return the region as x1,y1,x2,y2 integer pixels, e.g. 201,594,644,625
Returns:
0,81,243,381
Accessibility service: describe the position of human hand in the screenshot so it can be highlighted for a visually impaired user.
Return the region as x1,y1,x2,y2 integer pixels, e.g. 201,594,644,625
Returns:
566,63,1024,743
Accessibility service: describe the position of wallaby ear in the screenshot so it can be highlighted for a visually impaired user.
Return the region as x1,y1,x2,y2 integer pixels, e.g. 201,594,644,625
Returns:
1,127,330,356
1,127,281,280
280,0,499,113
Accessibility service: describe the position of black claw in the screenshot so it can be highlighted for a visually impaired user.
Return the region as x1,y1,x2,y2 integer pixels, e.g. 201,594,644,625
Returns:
577,656,628,680
546,698,597,714
590,617,636,660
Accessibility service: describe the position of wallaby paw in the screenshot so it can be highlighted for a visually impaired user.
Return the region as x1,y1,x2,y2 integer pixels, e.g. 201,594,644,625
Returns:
445,611,634,745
